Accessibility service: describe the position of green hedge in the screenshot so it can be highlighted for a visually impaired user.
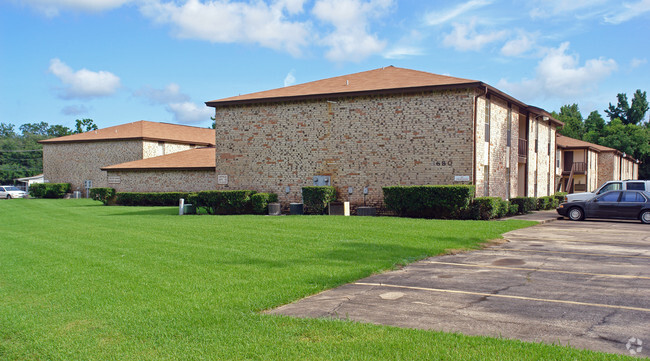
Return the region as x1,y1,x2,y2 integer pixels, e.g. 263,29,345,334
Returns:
116,192,191,206
29,183,71,198
536,196,558,210
509,197,537,214
383,185,475,219
468,197,502,220
89,187,116,205
251,192,279,214
192,190,256,215
508,203,519,216
553,192,568,204
302,186,337,215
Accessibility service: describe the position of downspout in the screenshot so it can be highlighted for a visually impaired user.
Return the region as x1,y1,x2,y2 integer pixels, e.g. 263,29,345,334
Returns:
473,85,488,191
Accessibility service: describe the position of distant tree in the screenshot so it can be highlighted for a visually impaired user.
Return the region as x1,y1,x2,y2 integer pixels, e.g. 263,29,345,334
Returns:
605,90,649,125
210,116,216,129
582,111,606,144
19,122,50,136
74,119,98,134
47,124,73,137
554,104,584,139
0,123,15,137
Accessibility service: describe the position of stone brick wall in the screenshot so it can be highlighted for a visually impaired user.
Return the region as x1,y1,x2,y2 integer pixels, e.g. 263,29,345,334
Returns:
597,152,616,185
43,140,144,192
213,90,476,207
525,118,556,197
106,170,216,192
143,141,194,158
587,150,598,191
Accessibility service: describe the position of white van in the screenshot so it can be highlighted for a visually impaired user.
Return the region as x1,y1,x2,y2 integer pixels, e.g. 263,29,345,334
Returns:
565,180,650,202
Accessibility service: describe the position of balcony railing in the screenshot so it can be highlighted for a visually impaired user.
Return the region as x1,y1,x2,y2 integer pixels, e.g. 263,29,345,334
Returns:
518,138,527,158
563,162,586,174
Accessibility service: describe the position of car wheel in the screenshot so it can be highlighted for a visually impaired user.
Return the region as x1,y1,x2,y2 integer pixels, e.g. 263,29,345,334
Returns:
641,210,650,224
6,195,11,199
568,207,584,221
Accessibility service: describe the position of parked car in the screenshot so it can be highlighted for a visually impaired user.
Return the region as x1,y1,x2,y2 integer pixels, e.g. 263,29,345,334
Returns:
565,180,650,202
557,190,650,224
0,185,28,199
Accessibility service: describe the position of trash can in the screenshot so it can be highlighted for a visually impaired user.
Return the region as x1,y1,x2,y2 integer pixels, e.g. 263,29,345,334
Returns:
268,203,281,215
290,203,304,215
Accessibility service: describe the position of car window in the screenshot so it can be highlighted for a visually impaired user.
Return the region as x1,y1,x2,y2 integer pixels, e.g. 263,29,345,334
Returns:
596,191,621,202
6,186,20,191
598,182,622,194
626,182,646,191
621,192,644,202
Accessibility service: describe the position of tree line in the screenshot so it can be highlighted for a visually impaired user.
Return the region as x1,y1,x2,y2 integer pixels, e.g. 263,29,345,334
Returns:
554,90,650,179
0,119,97,184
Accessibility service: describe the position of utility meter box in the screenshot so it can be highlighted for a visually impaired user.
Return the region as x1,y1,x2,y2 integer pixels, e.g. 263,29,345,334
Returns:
312,175,331,186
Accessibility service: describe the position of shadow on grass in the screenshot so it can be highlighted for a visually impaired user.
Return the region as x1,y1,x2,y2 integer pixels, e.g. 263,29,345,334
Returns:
107,207,178,216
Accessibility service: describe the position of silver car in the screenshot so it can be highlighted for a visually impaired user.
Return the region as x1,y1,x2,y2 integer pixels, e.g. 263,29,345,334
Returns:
0,185,28,199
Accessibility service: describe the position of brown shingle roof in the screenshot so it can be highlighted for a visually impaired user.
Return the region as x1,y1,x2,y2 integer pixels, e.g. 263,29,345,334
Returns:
101,147,215,171
39,120,215,146
206,66,481,107
556,135,617,152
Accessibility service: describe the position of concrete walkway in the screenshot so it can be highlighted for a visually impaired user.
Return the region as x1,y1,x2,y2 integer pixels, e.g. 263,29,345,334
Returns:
268,213,650,357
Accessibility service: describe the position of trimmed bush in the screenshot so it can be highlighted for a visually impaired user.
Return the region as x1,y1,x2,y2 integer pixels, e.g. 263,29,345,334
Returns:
89,187,116,205
496,199,510,219
116,192,191,206
510,197,537,214
507,203,519,216
553,192,568,204
468,197,501,220
251,192,279,214
193,190,256,215
302,186,337,215
537,196,558,210
29,183,71,199
382,185,475,219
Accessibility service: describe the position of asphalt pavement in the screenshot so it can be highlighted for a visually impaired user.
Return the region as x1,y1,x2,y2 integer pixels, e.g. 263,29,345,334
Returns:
267,212,650,357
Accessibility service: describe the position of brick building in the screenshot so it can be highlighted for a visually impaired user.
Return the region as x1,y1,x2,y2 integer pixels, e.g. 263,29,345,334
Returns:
40,121,214,193
207,66,562,207
557,135,640,193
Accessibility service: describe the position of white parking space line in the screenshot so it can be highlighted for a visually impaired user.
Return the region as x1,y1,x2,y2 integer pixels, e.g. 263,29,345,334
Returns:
489,248,650,259
354,282,650,313
506,238,649,247
424,261,650,280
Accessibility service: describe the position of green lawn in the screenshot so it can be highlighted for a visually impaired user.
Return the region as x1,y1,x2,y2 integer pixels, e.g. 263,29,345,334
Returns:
0,199,634,360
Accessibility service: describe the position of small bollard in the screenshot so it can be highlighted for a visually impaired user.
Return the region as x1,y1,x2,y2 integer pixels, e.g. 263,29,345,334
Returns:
179,198,185,216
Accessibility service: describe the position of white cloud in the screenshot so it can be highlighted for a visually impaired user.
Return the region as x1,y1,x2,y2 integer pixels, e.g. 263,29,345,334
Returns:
424,0,492,26
498,42,617,100
383,46,425,59
48,58,121,99
166,102,213,124
284,70,296,87
604,0,650,24
61,104,90,116
140,0,311,56
312,0,393,62
23,0,132,17
631,58,647,68
134,83,190,104
442,20,507,51
501,31,537,57
528,0,608,19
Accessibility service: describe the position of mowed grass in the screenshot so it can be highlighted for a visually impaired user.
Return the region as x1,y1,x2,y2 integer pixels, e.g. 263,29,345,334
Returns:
0,199,633,360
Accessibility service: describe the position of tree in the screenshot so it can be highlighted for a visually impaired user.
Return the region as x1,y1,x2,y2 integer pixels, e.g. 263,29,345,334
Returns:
47,125,73,137
605,90,649,125
554,104,584,139
19,122,50,136
74,119,98,134
0,123,15,137
583,111,606,144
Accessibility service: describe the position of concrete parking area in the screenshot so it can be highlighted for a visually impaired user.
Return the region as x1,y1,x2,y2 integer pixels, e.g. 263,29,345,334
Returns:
268,217,650,356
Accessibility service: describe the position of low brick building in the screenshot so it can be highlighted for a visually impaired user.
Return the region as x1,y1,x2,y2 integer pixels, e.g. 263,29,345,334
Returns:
101,147,216,192
557,135,640,193
40,121,215,193
206,66,562,208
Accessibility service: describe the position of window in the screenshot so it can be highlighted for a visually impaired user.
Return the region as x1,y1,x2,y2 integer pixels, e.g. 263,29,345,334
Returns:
484,165,489,196
627,182,645,191
597,182,622,194
621,192,645,203
507,106,512,147
485,97,490,142
597,191,621,202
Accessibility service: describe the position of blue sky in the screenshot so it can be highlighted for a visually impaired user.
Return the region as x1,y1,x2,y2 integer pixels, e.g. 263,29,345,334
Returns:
1,0,649,130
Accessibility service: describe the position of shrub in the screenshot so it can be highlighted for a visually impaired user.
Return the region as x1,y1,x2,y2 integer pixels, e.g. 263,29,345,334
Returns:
89,187,116,205
29,183,71,199
510,197,537,214
116,192,191,206
507,203,519,216
468,197,501,220
553,192,567,204
536,196,558,210
193,190,256,215
251,192,279,214
302,186,337,215
382,185,475,219
496,199,510,218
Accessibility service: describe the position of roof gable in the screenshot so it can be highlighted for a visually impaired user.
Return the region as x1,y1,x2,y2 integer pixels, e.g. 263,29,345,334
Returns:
40,120,215,146
206,66,480,107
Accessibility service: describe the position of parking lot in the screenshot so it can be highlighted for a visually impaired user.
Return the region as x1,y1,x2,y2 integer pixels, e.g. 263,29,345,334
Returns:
269,219,650,356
